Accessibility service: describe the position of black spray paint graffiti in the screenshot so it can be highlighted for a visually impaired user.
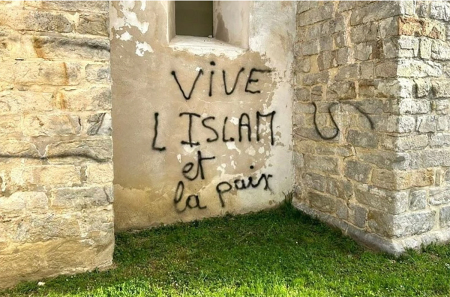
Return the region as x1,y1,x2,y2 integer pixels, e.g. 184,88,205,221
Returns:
174,150,215,213
312,102,374,140
171,62,272,100
152,112,166,151
151,111,277,150
216,165,273,208
166,62,276,212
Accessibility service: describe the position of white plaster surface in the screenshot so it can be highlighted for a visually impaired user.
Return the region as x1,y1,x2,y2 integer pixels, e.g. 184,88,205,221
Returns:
111,1,296,230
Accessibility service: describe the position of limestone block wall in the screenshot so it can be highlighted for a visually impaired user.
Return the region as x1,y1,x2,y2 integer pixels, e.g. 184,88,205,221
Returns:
392,0,450,250
294,0,450,254
0,1,114,288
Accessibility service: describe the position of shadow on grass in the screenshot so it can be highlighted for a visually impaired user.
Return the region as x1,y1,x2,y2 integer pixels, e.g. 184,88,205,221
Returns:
3,203,450,296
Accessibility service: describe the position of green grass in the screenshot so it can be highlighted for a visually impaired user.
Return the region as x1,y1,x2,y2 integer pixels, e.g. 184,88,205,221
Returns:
2,203,450,297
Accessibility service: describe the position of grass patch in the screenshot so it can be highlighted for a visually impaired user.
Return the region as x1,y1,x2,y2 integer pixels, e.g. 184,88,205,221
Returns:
2,203,450,296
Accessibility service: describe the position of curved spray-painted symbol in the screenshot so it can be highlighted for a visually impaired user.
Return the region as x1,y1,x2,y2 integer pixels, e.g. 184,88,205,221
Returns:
312,102,375,141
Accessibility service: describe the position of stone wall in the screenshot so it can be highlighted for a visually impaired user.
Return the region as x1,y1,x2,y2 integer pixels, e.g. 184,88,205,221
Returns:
294,1,450,254
0,1,114,288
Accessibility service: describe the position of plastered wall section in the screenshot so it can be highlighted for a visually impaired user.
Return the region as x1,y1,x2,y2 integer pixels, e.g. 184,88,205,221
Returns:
110,1,295,230
294,0,450,254
0,1,114,288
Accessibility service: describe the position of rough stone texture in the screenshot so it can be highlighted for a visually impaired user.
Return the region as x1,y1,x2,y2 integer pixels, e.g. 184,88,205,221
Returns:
0,1,113,289
294,0,450,254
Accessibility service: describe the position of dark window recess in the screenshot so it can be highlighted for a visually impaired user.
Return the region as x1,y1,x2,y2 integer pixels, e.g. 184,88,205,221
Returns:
175,1,213,37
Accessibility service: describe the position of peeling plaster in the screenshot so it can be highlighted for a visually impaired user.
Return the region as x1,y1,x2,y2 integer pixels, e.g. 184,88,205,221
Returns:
111,0,149,34
135,41,153,56
120,31,132,41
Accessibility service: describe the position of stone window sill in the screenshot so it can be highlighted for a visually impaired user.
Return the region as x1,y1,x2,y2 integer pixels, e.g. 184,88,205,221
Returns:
169,35,246,59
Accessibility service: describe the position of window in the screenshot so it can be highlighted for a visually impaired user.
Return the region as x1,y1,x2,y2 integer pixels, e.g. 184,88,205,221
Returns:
168,1,249,53
175,1,213,37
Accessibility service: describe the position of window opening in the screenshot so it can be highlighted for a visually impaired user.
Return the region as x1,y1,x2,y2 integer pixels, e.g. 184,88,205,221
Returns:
175,1,213,37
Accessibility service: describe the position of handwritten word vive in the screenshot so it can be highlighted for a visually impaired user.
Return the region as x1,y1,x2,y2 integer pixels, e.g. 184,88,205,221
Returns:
171,62,272,100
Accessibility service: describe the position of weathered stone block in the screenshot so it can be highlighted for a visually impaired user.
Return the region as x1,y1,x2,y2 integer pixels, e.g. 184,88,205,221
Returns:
295,87,310,102
354,42,373,61
379,17,399,38
397,99,430,115
303,172,327,193
430,133,450,148
338,1,368,13
296,58,311,73
56,86,111,111
327,81,356,100
298,4,334,27
315,143,353,157
85,64,110,84
0,61,15,83
309,191,336,214
358,150,410,170
440,206,450,228
409,190,427,211
0,10,73,33
301,39,319,56
10,165,80,188
350,2,400,26
416,115,436,133
86,113,112,136
430,1,450,21
437,116,448,131
375,60,397,78
350,203,368,228
429,186,450,206
346,130,378,148
86,163,114,184
23,115,81,137
333,32,346,48
415,78,431,97
46,139,113,162
387,116,415,133
0,115,21,137
302,71,329,86
0,91,53,113
410,150,450,168
317,51,336,70
336,198,348,220
0,139,40,158
15,61,81,86
78,207,114,245
335,64,359,81
355,184,409,215
372,169,433,190
368,210,435,238
350,23,378,44
32,36,110,61
419,38,432,59
24,1,109,12
304,154,340,175
399,17,445,40
431,40,450,60
319,36,333,52
389,134,428,151
77,14,108,37
344,160,371,183
326,177,353,200
432,80,450,98
50,186,112,210
397,59,442,78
